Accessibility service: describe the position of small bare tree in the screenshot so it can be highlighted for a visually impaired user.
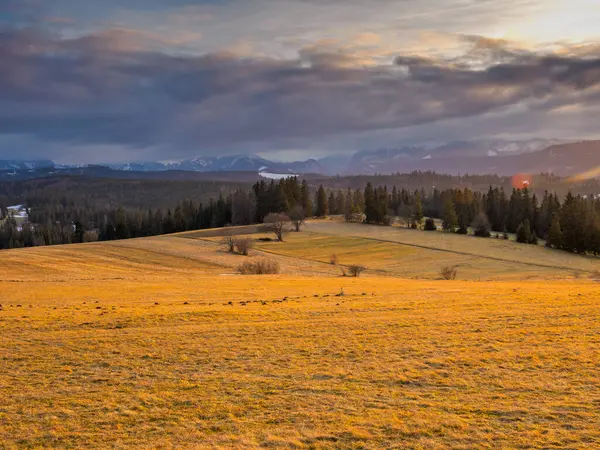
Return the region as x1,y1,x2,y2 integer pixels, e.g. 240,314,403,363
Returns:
440,265,458,280
348,265,366,277
234,237,254,256
263,212,290,242
220,229,237,253
289,205,306,232
330,253,339,265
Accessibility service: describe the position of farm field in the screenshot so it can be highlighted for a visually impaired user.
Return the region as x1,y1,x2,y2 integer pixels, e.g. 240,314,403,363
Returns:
1,221,600,448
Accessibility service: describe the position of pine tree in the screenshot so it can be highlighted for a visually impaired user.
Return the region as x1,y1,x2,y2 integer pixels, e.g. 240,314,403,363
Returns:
336,190,345,216
560,192,584,252
328,191,337,215
72,220,85,243
315,185,328,217
507,189,522,233
364,183,377,224
413,191,424,229
375,186,388,224
516,219,537,245
442,196,458,232
589,214,600,256
301,180,313,217
546,213,562,249
344,189,354,220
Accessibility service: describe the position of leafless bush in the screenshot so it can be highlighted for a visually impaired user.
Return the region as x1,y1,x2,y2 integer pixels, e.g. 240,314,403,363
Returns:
346,212,366,223
221,233,237,253
330,253,339,265
289,205,306,232
237,259,280,275
234,237,254,256
348,265,365,277
440,265,458,280
263,213,290,241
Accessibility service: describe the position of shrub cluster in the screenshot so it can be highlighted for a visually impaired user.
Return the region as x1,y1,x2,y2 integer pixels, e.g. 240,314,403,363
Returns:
237,259,280,275
221,234,255,255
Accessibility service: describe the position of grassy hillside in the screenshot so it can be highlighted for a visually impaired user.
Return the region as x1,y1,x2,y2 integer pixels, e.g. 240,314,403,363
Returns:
1,221,600,448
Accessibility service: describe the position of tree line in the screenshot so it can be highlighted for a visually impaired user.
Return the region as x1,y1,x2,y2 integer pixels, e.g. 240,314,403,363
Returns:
1,177,599,256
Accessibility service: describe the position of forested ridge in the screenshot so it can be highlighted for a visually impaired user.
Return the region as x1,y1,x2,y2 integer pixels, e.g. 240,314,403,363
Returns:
1,172,599,256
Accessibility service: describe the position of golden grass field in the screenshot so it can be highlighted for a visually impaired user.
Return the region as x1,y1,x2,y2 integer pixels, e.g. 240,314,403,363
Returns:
2,221,600,448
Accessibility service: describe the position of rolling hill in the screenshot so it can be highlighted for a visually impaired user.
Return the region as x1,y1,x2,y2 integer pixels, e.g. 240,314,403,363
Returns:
1,221,600,448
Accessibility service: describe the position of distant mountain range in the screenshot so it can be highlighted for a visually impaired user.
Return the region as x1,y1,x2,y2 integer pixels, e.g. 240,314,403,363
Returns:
0,160,55,171
1,139,599,178
342,140,600,176
108,155,323,175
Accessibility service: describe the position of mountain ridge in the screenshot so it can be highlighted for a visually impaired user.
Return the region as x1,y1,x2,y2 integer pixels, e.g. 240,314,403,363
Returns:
1,139,598,178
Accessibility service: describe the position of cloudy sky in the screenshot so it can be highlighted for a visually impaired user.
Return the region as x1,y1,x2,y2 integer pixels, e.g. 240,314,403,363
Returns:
1,0,599,163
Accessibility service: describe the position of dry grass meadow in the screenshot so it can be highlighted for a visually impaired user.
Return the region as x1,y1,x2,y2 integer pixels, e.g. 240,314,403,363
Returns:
2,220,600,448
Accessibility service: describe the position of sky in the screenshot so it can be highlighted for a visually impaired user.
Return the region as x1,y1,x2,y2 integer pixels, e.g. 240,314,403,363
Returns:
1,0,599,163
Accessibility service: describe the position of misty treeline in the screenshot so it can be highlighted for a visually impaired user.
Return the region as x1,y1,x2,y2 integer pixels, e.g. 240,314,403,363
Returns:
1,176,599,256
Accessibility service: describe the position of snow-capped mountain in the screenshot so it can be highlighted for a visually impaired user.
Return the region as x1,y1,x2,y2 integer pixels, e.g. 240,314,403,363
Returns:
0,160,55,171
1,139,597,178
341,139,568,174
341,140,599,176
108,155,323,174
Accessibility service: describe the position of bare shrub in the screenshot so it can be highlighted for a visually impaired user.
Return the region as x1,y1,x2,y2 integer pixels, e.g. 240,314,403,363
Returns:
330,253,339,265
346,212,366,223
289,205,306,232
234,237,254,256
339,265,348,277
221,232,237,253
263,213,290,241
440,265,458,280
237,259,280,275
348,265,366,277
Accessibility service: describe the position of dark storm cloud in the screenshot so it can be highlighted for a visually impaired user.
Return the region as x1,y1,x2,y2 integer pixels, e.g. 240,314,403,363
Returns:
1,26,599,157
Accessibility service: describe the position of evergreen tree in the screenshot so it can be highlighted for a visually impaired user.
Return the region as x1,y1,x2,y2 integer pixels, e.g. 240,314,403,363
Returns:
507,189,522,233
364,183,377,224
315,185,328,217
413,191,424,229
442,196,458,232
589,214,600,256
335,190,345,216
328,191,337,215
375,186,388,224
546,213,562,249
301,180,313,217
72,220,85,243
560,192,585,253
516,219,537,245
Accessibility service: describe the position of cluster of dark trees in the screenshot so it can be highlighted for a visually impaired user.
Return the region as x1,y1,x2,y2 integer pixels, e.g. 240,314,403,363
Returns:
0,196,236,250
2,175,599,256
358,182,600,255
